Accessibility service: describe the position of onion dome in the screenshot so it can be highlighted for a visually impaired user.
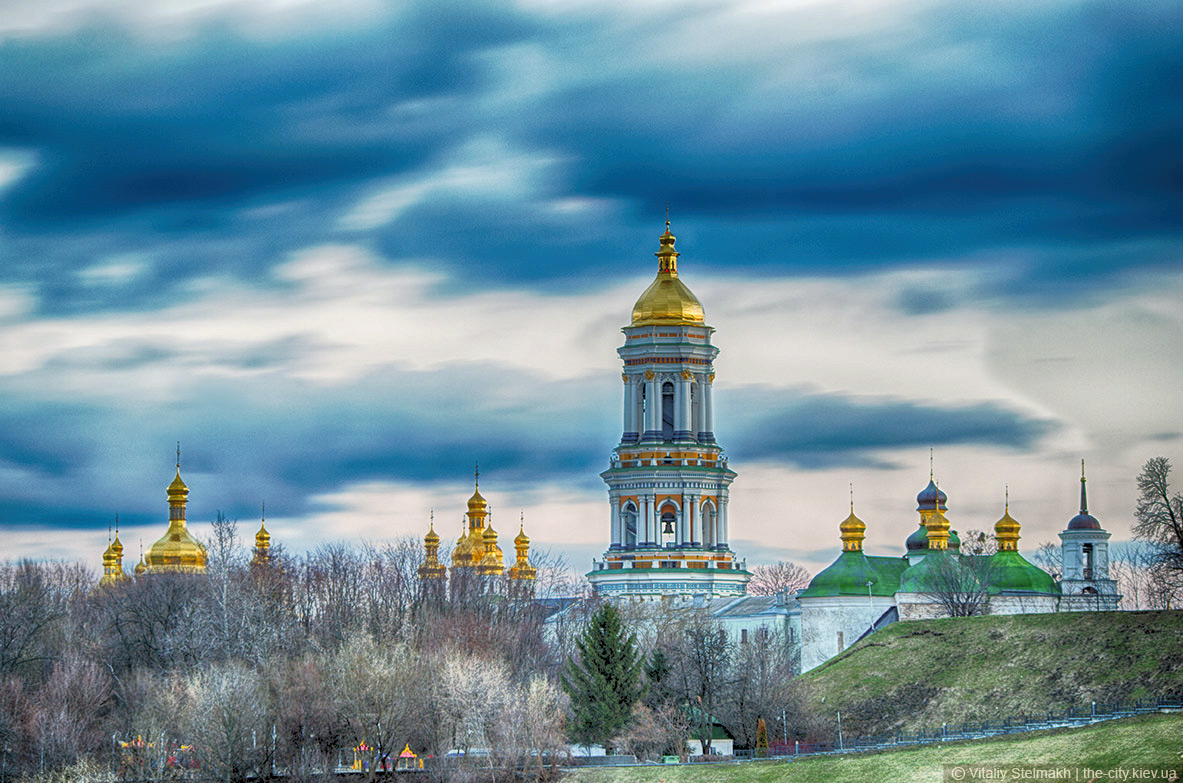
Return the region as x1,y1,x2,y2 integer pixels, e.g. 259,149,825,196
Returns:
948,529,962,552
252,510,272,567
478,523,504,574
995,499,1021,552
905,524,929,552
916,479,948,512
144,458,208,574
99,525,128,587
255,521,270,550
467,485,488,516
419,515,447,581
839,505,866,552
508,518,537,581
452,523,473,567
631,221,706,326
1067,460,1101,530
134,557,146,576
925,507,951,551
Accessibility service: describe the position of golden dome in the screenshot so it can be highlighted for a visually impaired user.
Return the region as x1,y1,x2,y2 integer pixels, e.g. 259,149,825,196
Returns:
255,521,271,549
514,524,530,547
467,486,488,515
452,525,474,568
925,506,952,551
995,505,1021,552
839,507,866,552
168,469,188,496
144,464,208,574
424,521,440,546
478,523,504,572
631,222,705,326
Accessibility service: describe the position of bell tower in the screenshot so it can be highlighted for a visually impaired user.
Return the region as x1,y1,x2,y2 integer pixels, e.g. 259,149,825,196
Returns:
588,222,750,600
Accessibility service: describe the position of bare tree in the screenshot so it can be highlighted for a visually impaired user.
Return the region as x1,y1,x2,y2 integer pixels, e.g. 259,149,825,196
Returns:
331,636,428,781
1133,457,1183,608
182,662,269,783
27,654,114,774
1032,541,1062,580
0,561,70,678
959,529,998,556
667,612,731,755
718,626,794,751
746,561,811,597
920,552,995,617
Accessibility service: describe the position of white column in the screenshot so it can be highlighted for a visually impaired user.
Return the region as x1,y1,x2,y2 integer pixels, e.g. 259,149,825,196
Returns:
644,378,659,435
686,495,697,546
674,508,683,547
642,495,653,545
703,379,714,438
720,499,729,547
610,498,621,546
677,376,691,437
623,381,635,436
692,380,703,437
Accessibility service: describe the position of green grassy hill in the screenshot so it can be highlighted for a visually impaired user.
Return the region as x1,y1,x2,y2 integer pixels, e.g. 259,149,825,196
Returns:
798,610,1183,736
565,713,1183,783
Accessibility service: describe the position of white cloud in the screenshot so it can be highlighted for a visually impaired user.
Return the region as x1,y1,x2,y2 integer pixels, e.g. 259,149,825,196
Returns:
338,136,565,231
0,149,36,193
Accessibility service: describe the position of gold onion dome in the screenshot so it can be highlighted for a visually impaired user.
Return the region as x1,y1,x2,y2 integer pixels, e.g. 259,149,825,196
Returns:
839,505,866,552
468,489,488,514
424,521,440,545
514,524,530,547
145,461,208,573
925,505,952,551
479,523,503,569
995,492,1021,552
631,222,705,326
255,521,271,549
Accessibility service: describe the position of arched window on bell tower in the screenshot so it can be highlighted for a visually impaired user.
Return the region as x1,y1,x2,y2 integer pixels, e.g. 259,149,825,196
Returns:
622,502,638,549
661,382,675,441
701,501,716,548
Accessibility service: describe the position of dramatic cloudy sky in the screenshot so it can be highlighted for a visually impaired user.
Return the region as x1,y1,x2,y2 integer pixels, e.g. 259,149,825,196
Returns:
1,0,1180,578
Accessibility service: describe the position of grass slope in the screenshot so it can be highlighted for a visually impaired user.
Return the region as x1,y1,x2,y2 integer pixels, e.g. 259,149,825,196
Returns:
800,610,1183,736
565,713,1183,783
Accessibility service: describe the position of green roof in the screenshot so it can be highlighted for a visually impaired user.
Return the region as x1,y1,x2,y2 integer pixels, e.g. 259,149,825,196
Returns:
800,551,897,598
988,550,1060,595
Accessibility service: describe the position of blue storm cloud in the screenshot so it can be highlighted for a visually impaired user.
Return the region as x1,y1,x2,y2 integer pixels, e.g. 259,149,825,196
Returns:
0,0,1178,315
724,387,1056,469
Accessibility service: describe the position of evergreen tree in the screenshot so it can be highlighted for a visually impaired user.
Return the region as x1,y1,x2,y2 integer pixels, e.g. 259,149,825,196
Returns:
561,603,644,750
643,647,675,709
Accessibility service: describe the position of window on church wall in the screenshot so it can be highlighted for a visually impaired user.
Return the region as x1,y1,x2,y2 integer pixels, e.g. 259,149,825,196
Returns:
1083,543,1094,580
661,382,675,440
701,503,715,547
623,504,638,548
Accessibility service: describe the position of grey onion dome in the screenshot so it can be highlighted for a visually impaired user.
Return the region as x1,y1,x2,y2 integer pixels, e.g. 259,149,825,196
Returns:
916,479,948,511
1068,462,1102,530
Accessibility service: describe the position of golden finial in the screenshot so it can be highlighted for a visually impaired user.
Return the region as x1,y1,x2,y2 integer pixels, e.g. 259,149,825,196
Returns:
929,447,934,480
108,520,112,544
176,441,181,470
1005,484,1009,514
849,482,854,513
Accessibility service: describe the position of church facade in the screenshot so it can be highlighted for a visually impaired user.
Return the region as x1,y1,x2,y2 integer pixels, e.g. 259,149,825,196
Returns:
797,463,1121,671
